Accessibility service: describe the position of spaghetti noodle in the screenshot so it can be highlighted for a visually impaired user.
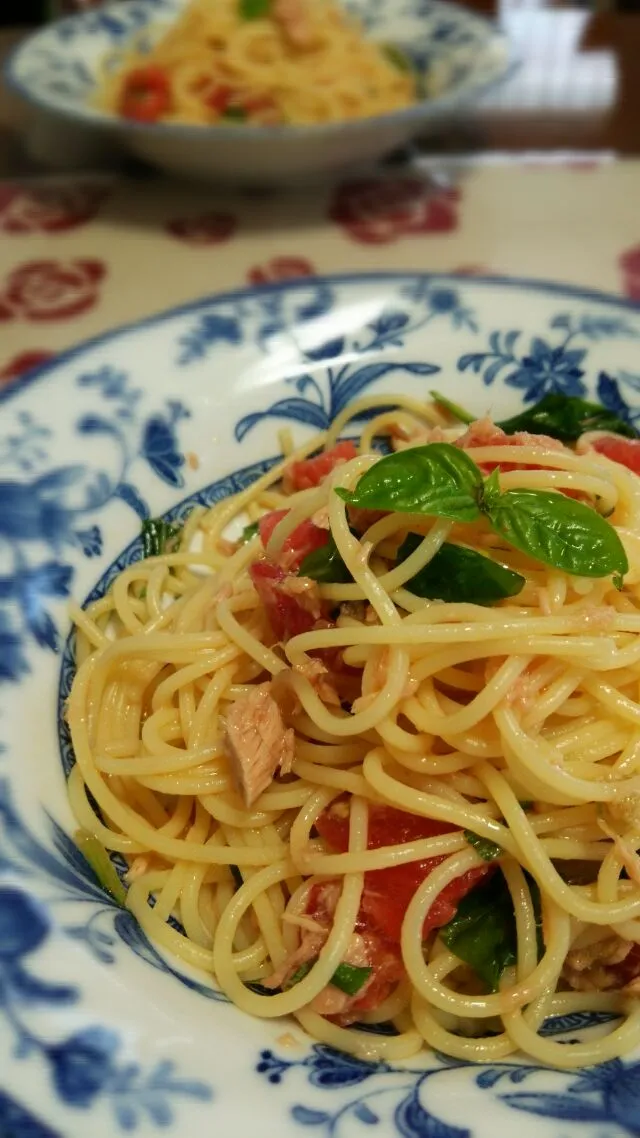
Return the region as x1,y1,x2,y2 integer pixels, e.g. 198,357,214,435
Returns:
97,0,418,126
66,391,640,1066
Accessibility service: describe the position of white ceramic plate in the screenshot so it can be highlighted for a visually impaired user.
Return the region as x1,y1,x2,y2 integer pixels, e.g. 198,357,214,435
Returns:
5,0,512,185
2,273,640,1138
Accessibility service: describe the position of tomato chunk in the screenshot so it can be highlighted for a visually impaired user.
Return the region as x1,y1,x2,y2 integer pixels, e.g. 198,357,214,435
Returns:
258,509,328,571
250,560,317,641
316,803,490,943
589,435,640,476
285,441,357,493
119,66,171,123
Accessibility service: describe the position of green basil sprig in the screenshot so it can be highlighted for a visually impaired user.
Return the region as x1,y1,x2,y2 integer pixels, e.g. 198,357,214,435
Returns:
439,870,542,991
299,535,352,583
141,518,182,559
336,442,628,582
497,392,637,443
430,390,474,424
398,534,524,605
336,443,483,522
283,959,371,995
239,0,271,18
240,521,260,544
463,830,503,861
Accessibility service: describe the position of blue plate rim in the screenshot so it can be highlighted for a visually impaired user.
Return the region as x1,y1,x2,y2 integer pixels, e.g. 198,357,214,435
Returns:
2,270,640,411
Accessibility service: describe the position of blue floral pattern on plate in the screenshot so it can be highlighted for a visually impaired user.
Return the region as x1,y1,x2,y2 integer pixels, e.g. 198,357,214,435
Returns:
2,273,640,1138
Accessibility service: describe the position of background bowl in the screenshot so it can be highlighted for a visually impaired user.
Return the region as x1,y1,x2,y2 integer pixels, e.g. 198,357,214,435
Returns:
5,0,512,186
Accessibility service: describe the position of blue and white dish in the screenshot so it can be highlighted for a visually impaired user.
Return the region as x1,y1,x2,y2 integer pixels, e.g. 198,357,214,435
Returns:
5,0,512,185
3,272,640,1138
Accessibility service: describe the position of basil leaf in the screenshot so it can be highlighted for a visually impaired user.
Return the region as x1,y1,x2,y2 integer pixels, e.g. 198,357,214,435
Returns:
497,393,637,443
336,443,483,522
241,522,260,544
239,0,271,18
141,518,182,558
284,961,314,989
331,963,372,995
464,830,503,861
382,43,414,72
299,535,352,583
486,489,628,579
75,831,126,905
398,534,524,605
440,871,543,992
222,106,247,121
430,390,474,425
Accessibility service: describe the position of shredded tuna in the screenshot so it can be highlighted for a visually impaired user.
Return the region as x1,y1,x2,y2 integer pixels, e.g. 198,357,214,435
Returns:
293,657,341,706
311,506,331,531
456,418,566,455
599,817,640,886
273,0,319,48
563,935,634,991
309,932,374,1017
264,929,327,991
279,575,322,620
224,683,295,806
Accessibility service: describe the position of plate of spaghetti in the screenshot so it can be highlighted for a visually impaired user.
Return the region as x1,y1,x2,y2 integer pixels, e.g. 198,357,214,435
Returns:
3,272,640,1138
6,0,512,184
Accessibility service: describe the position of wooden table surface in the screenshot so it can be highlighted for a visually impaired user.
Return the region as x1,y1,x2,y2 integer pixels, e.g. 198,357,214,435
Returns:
1,8,640,174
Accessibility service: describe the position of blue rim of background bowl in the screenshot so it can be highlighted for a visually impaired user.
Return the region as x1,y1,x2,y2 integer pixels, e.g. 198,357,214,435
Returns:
3,0,516,141
1,271,640,410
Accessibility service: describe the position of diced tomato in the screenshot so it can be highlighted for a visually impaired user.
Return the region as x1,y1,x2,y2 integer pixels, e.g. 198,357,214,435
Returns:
284,441,358,493
589,435,640,476
306,883,405,1019
204,84,233,112
315,803,491,944
250,560,317,641
119,66,171,123
258,509,329,571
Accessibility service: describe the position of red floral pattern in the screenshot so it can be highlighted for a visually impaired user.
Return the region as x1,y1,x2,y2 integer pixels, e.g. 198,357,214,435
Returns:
0,259,107,323
329,178,460,245
620,245,640,301
166,212,237,246
0,182,110,234
248,256,316,285
0,350,55,386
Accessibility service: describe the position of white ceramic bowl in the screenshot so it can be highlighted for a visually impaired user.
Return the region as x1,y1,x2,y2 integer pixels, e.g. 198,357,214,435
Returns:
5,0,512,186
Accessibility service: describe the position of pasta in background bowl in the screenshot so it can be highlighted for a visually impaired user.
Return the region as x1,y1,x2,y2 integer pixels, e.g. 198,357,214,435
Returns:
6,0,512,185
4,273,640,1138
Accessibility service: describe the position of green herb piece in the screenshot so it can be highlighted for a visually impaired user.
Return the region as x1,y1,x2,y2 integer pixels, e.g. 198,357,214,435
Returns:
299,535,352,583
222,106,248,121
229,864,244,891
284,961,314,989
430,390,474,425
239,0,271,18
382,43,414,72
141,518,182,559
497,393,637,443
75,831,127,905
440,871,543,991
485,489,629,579
398,534,524,605
283,959,371,996
463,830,503,861
331,962,372,995
336,443,483,522
241,522,260,544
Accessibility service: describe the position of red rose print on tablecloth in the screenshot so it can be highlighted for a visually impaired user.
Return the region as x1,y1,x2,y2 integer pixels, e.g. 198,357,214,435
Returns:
619,246,640,301
0,350,55,386
166,212,237,245
0,182,110,234
0,259,107,323
248,256,316,286
329,178,460,245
